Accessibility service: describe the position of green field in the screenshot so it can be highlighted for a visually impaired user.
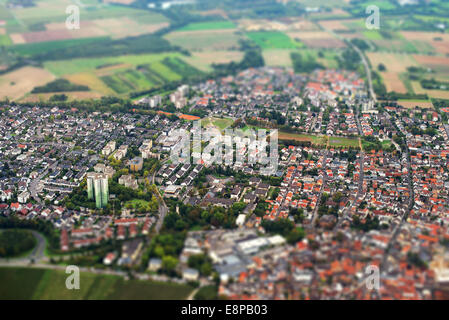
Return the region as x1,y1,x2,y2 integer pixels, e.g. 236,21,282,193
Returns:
363,31,383,40
178,21,236,31
246,31,301,49
295,48,340,69
328,136,360,148
100,57,201,94
12,37,110,56
44,53,183,76
203,117,234,130
0,267,194,300
0,34,12,46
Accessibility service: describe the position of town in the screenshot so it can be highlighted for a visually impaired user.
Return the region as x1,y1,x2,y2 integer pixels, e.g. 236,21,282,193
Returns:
1,66,449,300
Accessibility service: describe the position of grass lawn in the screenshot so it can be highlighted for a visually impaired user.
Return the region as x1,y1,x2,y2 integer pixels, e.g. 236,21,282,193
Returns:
381,139,393,149
125,199,151,209
0,267,194,300
328,136,360,149
245,31,301,49
212,118,234,130
202,117,234,130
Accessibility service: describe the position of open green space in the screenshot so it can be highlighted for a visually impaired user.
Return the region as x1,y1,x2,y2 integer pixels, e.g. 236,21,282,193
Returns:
328,136,360,148
0,267,194,300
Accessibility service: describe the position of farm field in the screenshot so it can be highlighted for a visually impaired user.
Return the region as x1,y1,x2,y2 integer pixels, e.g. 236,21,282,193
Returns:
0,267,194,300
382,72,407,93
177,21,236,31
245,31,301,49
0,66,56,100
411,81,449,100
262,49,294,67
164,29,241,51
5,0,169,43
366,52,418,73
295,48,340,69
0,52,204,99
318,19,350,31
11,37,110,56
397,99,434,109
286,31,345,49
401,31,449,54
43,53,184,76
182,50,244,72
371,39,434,54
21,91,104,102
413,55,449,74
278,132,328,145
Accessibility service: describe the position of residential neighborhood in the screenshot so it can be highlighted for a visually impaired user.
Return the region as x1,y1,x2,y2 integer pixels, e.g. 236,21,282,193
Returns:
1,66,449,300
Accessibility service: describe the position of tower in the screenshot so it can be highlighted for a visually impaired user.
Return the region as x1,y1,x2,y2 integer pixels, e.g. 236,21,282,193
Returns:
87,172,109,208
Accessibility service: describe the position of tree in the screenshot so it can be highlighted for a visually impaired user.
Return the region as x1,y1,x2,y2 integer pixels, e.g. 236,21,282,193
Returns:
162,255,178,272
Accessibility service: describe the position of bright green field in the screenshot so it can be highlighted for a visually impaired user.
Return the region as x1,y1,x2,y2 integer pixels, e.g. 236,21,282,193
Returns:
363,30,383,40
0,34,12,46
245,31,301,49
0,267,194,300
178,21,236,31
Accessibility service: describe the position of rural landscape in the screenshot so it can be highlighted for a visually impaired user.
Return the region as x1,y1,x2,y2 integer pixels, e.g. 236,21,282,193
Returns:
0,0,448,106
1,0,449,304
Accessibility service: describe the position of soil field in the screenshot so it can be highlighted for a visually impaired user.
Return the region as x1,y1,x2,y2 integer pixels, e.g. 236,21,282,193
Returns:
397,100,434,109
411,81,449,100
366,52,418,73
262,49,293,67
382,72,407,93
0,66,56,100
